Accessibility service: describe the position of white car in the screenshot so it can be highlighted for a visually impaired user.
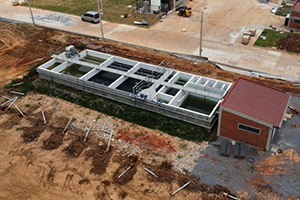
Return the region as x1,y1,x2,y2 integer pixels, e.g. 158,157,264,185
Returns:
270,7,278,14
81,11,100,23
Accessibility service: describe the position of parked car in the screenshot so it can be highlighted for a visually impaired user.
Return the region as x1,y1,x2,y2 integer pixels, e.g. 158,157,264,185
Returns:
81,11,100,23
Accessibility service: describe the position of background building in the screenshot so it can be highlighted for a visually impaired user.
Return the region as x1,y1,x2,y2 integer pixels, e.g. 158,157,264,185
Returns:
288,0,300,31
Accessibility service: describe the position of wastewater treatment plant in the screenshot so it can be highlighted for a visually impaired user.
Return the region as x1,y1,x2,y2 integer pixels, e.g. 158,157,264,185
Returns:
37,46,232,130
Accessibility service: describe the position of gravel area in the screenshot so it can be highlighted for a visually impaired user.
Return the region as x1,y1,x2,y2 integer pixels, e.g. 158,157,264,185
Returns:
35,13,73,27
191,96,300,199
271,95,300,153
172,140,209,174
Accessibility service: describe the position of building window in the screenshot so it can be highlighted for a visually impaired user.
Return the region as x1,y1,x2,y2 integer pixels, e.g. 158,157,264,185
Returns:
238,123,261,135
294,19,300,24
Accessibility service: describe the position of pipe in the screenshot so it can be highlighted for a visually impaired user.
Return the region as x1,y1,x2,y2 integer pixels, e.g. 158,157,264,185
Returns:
171,181,190,196
118,166,132,179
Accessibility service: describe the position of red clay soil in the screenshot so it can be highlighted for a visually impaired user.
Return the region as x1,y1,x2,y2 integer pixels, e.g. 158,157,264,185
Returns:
42,128,64,150
113,155,139,185
85,142,113,176
116,128,176,152
277,34,300,53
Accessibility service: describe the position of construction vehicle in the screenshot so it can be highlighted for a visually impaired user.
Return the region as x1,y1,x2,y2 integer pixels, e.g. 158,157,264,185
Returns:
177,6,192,17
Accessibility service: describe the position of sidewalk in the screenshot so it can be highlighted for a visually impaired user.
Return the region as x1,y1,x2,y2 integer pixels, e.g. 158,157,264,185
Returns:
1,0,300,80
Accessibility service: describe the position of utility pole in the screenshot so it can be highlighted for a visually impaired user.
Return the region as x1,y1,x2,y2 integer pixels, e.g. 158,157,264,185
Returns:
97,0,105,40
26,0,36,26
100,0,103,13
199,7,207,57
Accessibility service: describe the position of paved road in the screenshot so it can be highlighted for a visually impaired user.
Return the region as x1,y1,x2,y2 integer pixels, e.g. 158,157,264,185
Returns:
1,0,300,80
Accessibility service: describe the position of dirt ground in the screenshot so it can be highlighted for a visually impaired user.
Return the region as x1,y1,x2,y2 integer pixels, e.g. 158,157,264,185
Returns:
0,21,300,200
0,93,232,200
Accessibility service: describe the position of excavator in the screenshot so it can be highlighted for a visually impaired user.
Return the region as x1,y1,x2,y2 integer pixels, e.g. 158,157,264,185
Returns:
177,6,192,17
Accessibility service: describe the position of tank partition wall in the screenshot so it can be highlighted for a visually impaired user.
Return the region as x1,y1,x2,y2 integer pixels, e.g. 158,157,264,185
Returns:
101,56,138,72
37,71,217,129
79,50,111,65
131,63,165,79
38,58,64,71
37,47,232,130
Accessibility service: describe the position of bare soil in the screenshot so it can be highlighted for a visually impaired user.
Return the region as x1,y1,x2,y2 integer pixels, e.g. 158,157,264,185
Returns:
113,155,139,185
42,128,65,150
86,142,113,175
63,135,87,157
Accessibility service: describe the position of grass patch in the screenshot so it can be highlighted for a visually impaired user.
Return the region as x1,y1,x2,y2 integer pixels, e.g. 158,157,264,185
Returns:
21,0,159,27
275,4,292,17
254,29,293,47
7,66,210,143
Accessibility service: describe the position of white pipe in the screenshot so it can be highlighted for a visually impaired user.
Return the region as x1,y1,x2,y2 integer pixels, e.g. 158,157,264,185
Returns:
63,117,73,134
118,166,132,179
12,82,23,87
171,181,190,196
42,110,46,124
144,168,158,178
10,91,25,96
15,106,25,117
84,120,96,142
6,97,18,110
0,97,14,107
1,95,11,100
107,130,113,150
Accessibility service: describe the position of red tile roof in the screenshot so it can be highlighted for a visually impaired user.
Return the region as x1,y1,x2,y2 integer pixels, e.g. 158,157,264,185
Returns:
292,0,300,11
222,77,290,127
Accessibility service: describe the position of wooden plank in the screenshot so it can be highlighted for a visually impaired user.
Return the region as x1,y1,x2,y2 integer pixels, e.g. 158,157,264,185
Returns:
284,113,292,119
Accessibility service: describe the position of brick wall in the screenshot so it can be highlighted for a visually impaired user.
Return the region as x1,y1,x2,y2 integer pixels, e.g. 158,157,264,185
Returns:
219,109,270,149
291,11,300,18
289,19,300,29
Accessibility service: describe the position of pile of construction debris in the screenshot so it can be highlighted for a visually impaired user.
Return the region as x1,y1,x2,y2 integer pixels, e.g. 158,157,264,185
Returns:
277,34,300,53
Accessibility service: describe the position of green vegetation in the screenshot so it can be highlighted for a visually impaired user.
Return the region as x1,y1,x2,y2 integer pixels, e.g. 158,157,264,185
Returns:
6,67,210,143
21,0,159,26
183,168,189,174
179,143,188,150
275,3,292,16
254,29,293,47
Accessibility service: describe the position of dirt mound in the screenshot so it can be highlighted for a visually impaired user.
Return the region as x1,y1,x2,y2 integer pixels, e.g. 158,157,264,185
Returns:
149,161,174,183
42,128,64,150
21,118,47,143
85,143,113,175
113,155,138,185
211,184,231,195
178,176,208,193
119,191,128,199
21,127,45,143
101,180,111,186
277,35,300,53
63,136,87,157
78,178,90,185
